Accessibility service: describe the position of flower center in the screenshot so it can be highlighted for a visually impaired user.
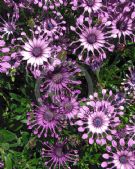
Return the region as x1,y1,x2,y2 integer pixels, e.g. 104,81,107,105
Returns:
119,155,128,164
87,33,97,44
43,110,54,122
32,47,42,58
93,117,103,128
52,73,63,84
46,20,55,31
7,23,15,32
86,0,95,7
64,103,73,113
54,145,64,157
116,21,127,31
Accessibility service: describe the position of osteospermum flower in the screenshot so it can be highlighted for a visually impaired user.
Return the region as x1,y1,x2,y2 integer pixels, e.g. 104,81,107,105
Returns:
0,11,19,40
39,60,81,99
20,30,52,73
59,95,80,120
101,138,135,168
75,89,124,145
71,0,103,15
35,10,66,40
121,67,135,100
70,16,114,62
111,14,134,43
41,140,79,169
27,103,62,138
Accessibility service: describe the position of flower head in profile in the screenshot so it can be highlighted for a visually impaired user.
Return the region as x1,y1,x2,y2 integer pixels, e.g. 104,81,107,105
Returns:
19,30,52,74
101,138,135,168
41,139,79,169
85,54,104,71
126,115,135,140
39,60,81,99
121,67,135,101
0,40,11,73
70,16,114,62
27,102,62,138
76,89,124,145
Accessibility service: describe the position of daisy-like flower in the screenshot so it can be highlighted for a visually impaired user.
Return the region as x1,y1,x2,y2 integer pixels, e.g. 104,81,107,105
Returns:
35,10,66,40
39,60,81,99
71,0,103,16
121,67,135,101
20,30,52,73
70,16,114,62
75,89,124,145
0,40,11,73
27,102,62,138
0,11,19,40
111,14,134,43
41,140,79,169
101,138,135,168
59,95,80,120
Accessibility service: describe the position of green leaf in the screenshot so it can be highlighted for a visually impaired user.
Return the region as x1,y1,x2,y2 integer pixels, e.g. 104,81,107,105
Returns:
1,143,10,150
4,154,13,169
0,129,17,143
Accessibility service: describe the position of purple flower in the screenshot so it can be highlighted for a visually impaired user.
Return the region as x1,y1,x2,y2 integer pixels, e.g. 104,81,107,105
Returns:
70,16,114,62
103,0,135,43
111,14,134,43
101,138,135,168
76,89,124,145
71,0,103,15
39,60,81,99
19,31,52,72
121,67,135,101
41,140,79,169
85,54,104,71
0,10,19,40
59,95,80,120
35,10,66,40
27,102,62,138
